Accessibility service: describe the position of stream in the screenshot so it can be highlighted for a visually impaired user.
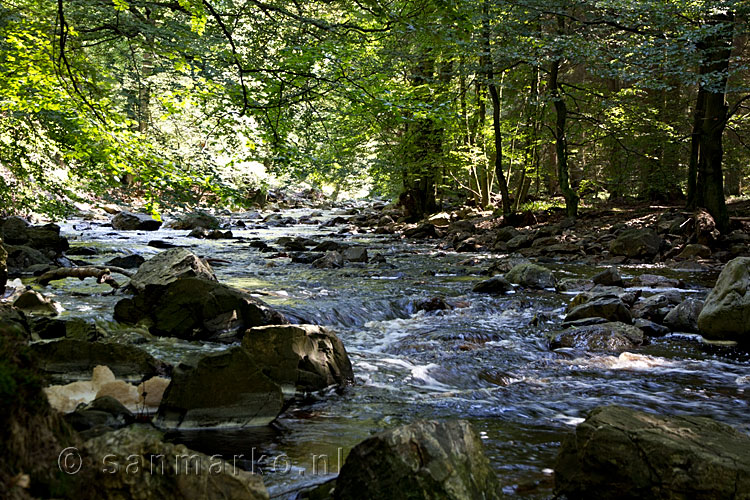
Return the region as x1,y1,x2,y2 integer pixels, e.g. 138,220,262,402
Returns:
32,207,750,498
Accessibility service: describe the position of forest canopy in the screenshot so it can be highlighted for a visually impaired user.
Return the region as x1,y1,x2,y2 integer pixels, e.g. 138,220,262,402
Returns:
1,0,749,229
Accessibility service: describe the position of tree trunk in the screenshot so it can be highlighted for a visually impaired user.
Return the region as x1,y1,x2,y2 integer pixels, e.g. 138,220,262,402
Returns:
549,56,579,218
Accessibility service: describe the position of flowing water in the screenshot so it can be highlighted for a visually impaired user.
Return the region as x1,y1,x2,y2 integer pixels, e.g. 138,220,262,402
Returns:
32,208,750,498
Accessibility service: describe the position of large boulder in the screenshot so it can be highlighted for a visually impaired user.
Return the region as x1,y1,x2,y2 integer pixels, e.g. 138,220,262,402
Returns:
592,267,623,287
564,296,632,324
167,211,221,230
242,324,354,393
550,322,644,351
4,244,51,273
698,257,750,341
156,347,284,429
112,211,162,231
115,278,287,342
663,298,703,333
30,339,170,380
472,276,512,294
609,228,662,258
505,263,556,289
554,405,750,500
335,420,500,500
85,426,269,499
1,218,68,255
128,248,216,293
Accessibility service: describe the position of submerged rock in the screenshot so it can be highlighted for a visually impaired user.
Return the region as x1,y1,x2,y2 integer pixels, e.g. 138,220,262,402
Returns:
505,262,556,289
698,257,750,341
335,420,500,500
115,277,287,342
156,347,283,429
127,248,217,292
554,405,750,499
609,228,662,258
243,324,354,393
85,426,269,499
112,211,162,231
550,322,644,351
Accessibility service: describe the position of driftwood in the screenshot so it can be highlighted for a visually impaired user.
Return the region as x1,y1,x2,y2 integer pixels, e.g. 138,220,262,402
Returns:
36,267,129,289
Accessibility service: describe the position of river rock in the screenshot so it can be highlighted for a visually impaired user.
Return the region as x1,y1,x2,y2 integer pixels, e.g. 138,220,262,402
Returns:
1,216,29,243
609,228,662,258
472,276,512,294
592,267,623,287
156,347,283,429
697,257,750,341
115,277,287,342
1,218,68,255
630,273,683,288
64,396,135,436
505,262,556,289
334,420,500,500
630,292,681,322
564,296,632,324
343,246,368,263
312,250,344,269
105,254,145,269
4,244,52,273
663,298,703,333
550,322,644,351
112,211,162,231
554,405,750,500
677,243,711,260
633,318,670,337
30,339,169,380
128,248,216,292
85,425,269,499
13,290,61,316
167,210,221,230
243,324,354,392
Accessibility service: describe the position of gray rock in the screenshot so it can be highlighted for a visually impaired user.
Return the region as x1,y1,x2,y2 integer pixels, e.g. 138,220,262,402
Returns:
505,262,556,289
64,396,134,436
242,324,354,393
1,216,30,244
105,254,145,269
115,277,287,342
312,251,344,269
128,248,216,293
550,322,644,351
494,226,520,243
156,347,283,429
30,339,169,380
565,296,632,324
633,318,670,337
592,267,623,287
343,246,368,263
167,211,221,230
677,243,711,260
663,298,703,333
472,276,513,294
85,425,269,499
698,257,750,341
13,290,60,316
630,273,683,288
609,228,662,258
630,292,681,322
554,405,750,500
112,211,162,231
335,420,500,500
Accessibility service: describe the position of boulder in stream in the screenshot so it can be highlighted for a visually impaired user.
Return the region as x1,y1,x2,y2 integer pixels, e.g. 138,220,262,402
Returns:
13,290,61,316
85,425,269,499
472,276,513,294
335,420,500,500
127,248,217,292
505,262,556,289
554,405,750,500
242,324,354,392
564,295,632,324
697,257,750,341
166,210,221,230
115,277,287,342
156,346,284,429
111,211,162,231
550,322,644,351
663,298,703,333
608,228,662,258
592,267,623,287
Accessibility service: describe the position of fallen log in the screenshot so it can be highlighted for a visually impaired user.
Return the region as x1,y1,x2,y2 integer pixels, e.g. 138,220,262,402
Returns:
37,267,121,289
